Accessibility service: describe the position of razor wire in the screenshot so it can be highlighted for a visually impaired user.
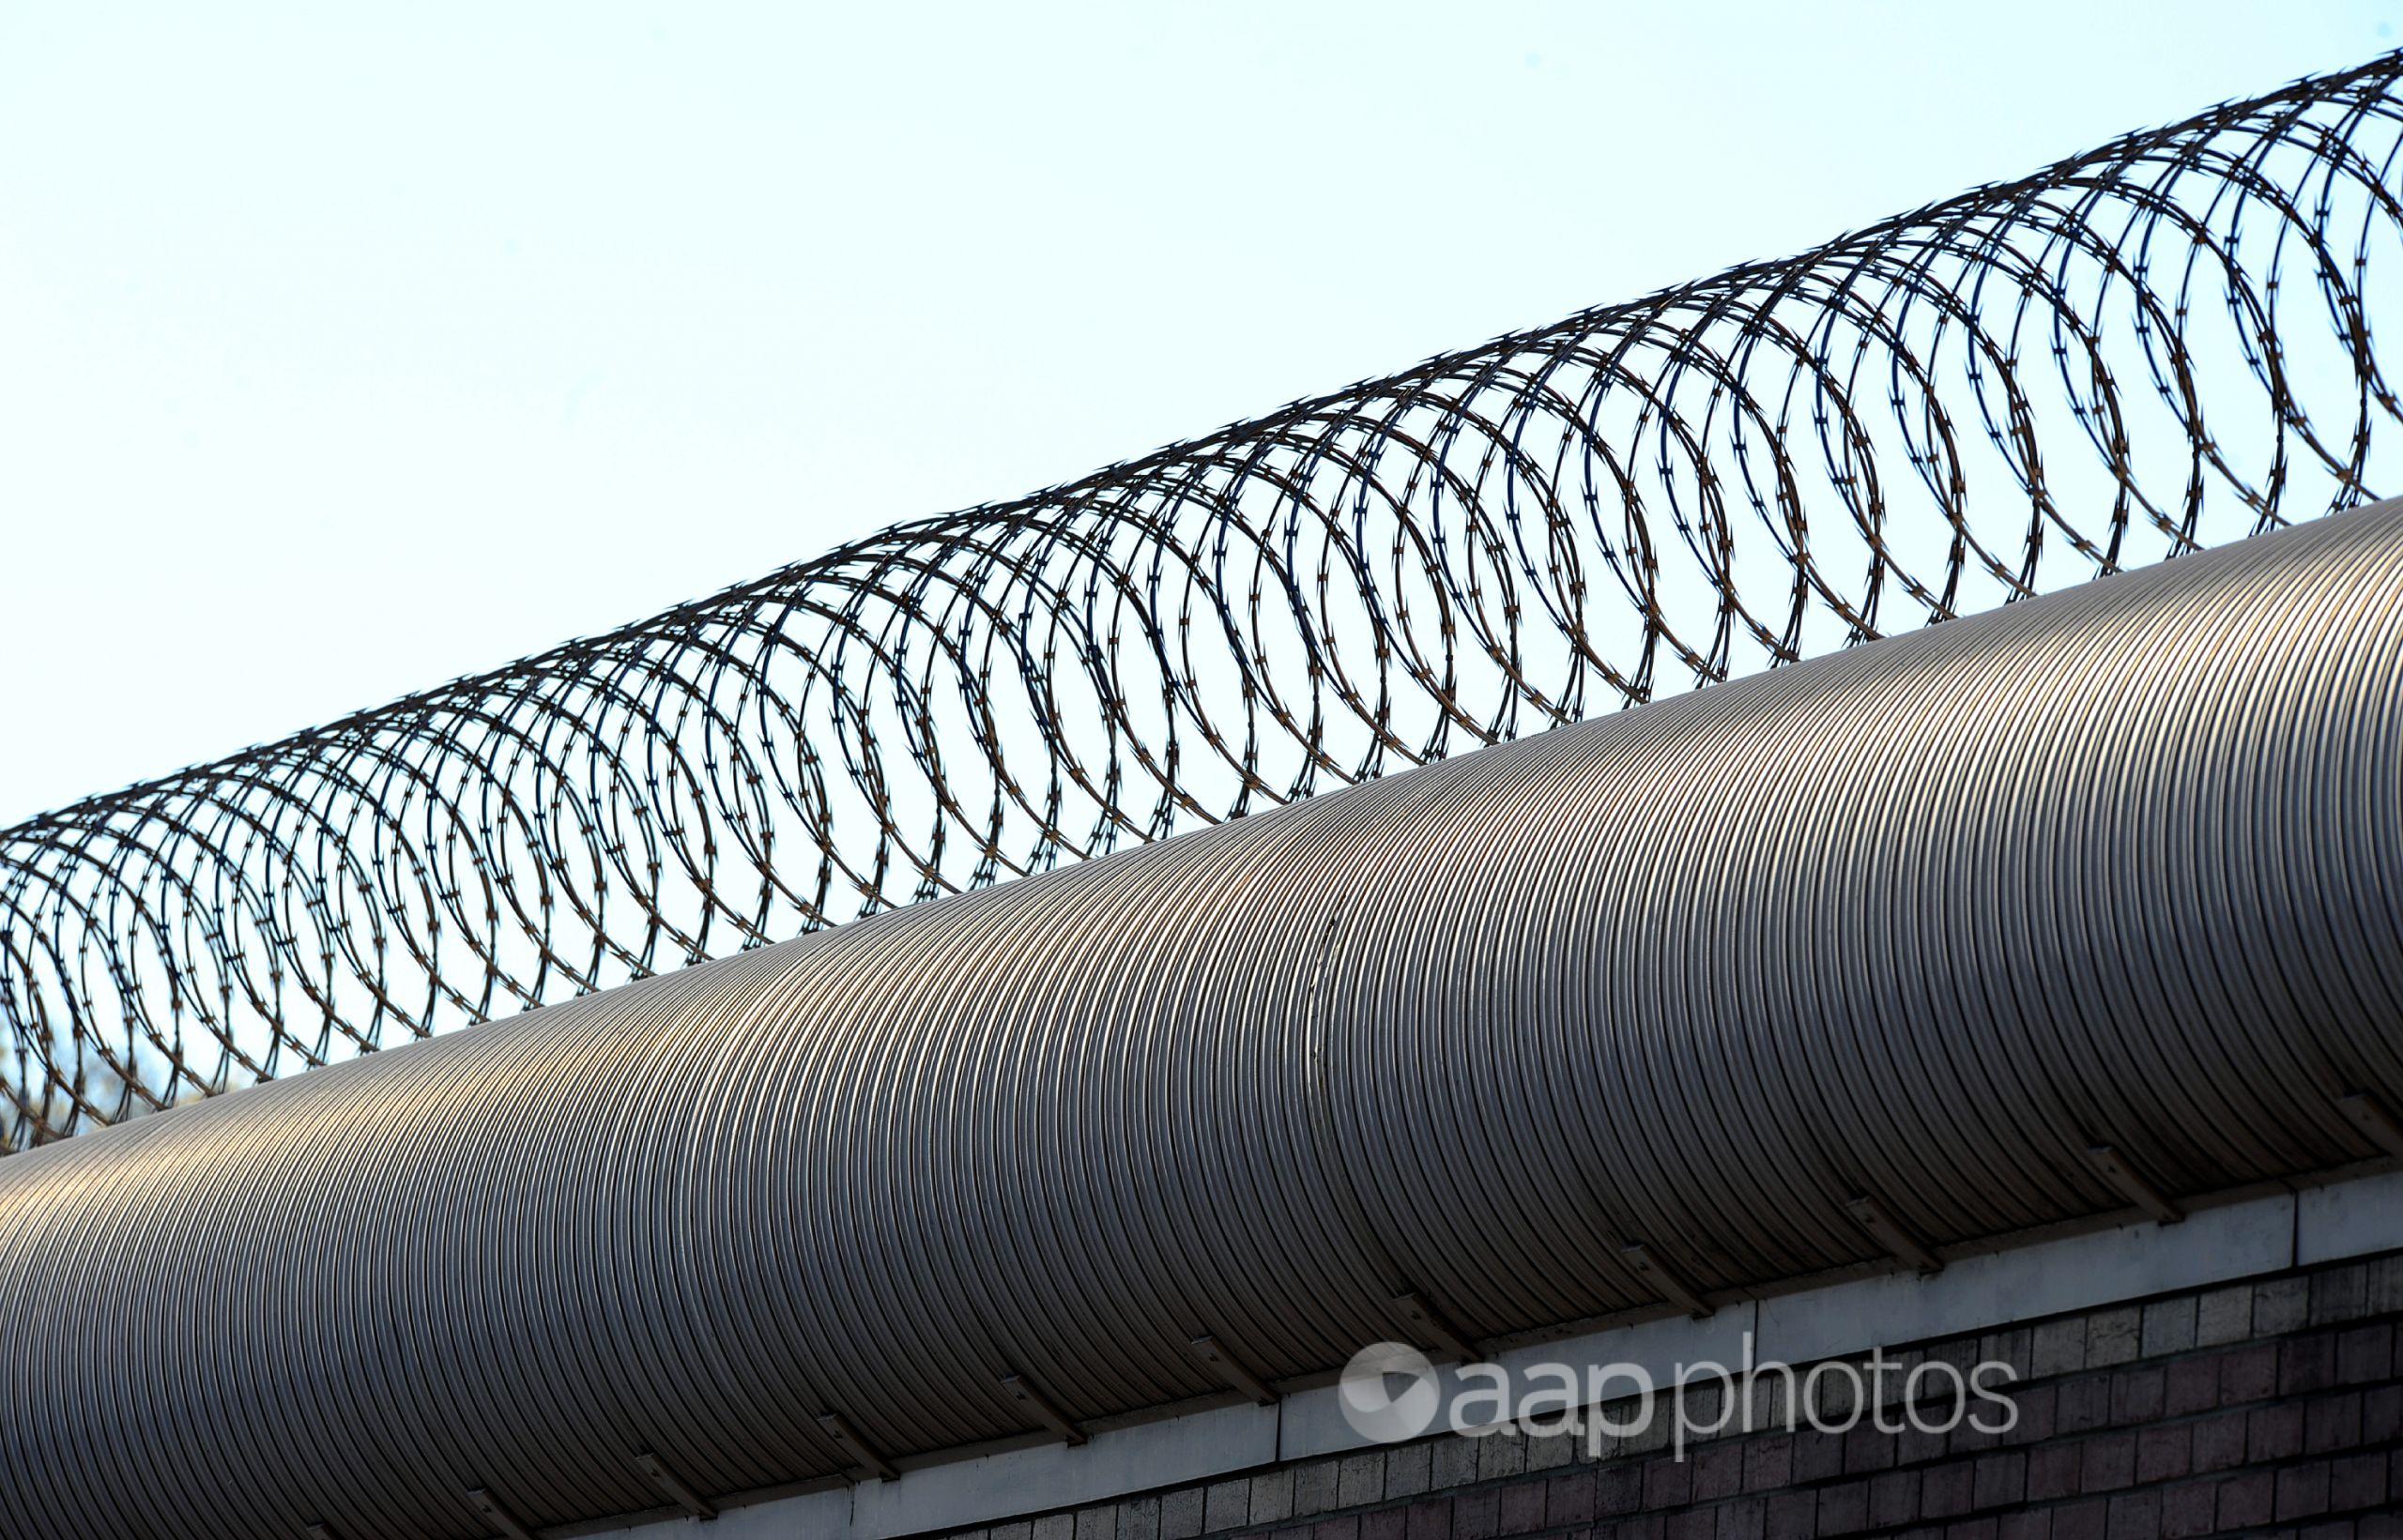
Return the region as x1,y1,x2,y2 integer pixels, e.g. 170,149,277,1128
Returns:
8,53,2403,1150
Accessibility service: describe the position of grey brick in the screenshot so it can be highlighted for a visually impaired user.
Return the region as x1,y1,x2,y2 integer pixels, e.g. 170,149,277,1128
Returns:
1747,1369,1801,1433
994,1523,1033,1540
1385,1441,1432,1498
1431,1435,1479,1488
1291,1458,1339,1517
1075,1506,1117,1540
2031,1317,2086,1377
1623,1408,1672,1455
2085,1306,2141,1367
1979,1329,2033,1381
1528,1426,1577,1470
1680,1378,1734,1432
1885,1349,1931,1411
1201,1479,1247,1533
1336,1452,1384,1507
1160,1487,1204,1540
2254,1275,2309,1335
1248,1468,1293,1525
2106,1489,2161,1539
2141,1298,2197,1357
1121,1496,1161,1540
2311,1262,2372,1325
1814,1363,1859,1420
1033,1512,1075,1540
2371,1254,2403,1314
1476,1429,1526,1480
1497,1481,1546,1534
2196,1285,2253,1347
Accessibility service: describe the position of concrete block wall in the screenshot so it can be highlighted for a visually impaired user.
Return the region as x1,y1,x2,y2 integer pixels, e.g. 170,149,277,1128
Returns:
924,1253,2403,1540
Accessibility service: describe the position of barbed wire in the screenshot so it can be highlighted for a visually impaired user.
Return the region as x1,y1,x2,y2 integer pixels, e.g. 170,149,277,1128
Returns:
8,53,2403,1151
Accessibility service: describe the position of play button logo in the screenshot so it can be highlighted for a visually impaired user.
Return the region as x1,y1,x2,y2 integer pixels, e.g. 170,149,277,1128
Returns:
1338,1340,1442,1442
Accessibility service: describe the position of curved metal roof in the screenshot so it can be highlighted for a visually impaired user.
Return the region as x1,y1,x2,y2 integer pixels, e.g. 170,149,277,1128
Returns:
6,501,2402,1539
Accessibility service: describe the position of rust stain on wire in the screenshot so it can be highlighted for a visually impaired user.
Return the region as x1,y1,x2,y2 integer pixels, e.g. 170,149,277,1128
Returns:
8,54,2403,1148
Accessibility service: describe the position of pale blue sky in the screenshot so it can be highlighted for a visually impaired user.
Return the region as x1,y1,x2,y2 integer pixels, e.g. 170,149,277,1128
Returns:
2,2,2394,824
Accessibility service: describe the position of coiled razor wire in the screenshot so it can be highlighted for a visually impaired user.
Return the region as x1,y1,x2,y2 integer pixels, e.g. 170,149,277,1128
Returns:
8,53,2403,1150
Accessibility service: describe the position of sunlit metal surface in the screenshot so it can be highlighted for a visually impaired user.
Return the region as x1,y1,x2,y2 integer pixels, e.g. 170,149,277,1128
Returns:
4,501,2400,1538
8,56,2403,1147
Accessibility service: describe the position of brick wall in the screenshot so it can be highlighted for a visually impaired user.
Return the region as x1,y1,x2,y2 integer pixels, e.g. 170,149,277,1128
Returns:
933,1252,2403,1540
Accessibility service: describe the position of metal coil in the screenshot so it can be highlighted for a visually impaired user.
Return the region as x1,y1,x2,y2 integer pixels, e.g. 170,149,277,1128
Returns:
3,500,2400,1538
9,54,2403,1148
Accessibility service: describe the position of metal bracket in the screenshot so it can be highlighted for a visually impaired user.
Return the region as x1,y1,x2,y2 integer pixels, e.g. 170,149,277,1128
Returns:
1001,1372,1087,1446
2336,1090,2403,1157
466,1488,535,1540
1385,1289,1476,1361
634,1451,715,1518
1844,1195,1942,1274
2086,1144,2183,1224
817,1410,899,1481
1620,1242,1714,1319
1188,1333,1275,1405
